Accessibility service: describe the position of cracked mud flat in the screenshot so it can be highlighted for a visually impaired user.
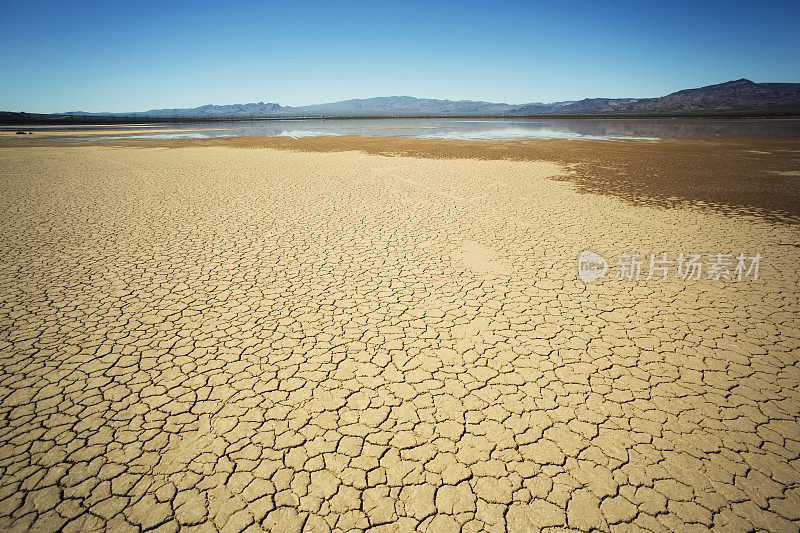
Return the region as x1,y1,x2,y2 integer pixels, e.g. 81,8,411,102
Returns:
0,144,799,532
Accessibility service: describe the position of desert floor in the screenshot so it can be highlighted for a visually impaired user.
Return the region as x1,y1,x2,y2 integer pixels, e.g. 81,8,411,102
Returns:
0,142,799,532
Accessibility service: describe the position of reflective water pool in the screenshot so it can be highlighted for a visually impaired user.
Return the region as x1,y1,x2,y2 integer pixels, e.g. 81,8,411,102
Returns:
6,117,800,141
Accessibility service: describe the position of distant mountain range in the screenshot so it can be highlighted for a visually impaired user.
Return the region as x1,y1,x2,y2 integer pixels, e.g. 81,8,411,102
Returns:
3,79,800,123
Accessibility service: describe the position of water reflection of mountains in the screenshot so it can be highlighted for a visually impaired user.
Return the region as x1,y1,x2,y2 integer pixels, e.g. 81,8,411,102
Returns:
177,119,800,139
199,118,800,140
10,118,797,141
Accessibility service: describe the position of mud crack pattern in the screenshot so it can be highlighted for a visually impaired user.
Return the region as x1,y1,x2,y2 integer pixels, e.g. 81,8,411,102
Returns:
0,146,799,532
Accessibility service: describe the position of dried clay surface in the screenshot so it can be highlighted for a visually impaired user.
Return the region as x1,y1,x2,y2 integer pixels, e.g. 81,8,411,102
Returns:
1,145,799,532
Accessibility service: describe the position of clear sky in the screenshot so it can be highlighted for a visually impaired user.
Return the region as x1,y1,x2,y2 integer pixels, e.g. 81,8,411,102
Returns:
1,0,798,113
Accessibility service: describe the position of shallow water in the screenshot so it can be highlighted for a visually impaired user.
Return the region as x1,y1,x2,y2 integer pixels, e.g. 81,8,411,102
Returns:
6,117,800,141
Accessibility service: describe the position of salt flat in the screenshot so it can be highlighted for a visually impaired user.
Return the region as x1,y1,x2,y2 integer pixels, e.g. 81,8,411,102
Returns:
0,145,799,532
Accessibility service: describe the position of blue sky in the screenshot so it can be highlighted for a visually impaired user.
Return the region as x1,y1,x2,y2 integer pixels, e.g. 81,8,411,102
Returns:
1,0,798,112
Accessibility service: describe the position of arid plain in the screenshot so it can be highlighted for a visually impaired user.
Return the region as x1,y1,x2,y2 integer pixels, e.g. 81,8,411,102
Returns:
1,136,799,532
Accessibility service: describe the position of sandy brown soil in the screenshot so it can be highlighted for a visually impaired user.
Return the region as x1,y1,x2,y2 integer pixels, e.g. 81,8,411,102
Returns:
0,143,799,532
6,133,799,221
199,135,800,222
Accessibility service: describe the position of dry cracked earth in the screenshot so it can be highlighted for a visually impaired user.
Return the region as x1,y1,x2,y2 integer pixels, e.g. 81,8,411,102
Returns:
1,145,799,532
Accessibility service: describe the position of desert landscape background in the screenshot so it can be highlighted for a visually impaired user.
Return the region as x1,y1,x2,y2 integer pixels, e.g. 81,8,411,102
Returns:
1,135,799,531
2,0,799,530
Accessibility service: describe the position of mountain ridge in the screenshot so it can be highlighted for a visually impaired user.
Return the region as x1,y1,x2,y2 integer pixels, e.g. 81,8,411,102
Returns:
127,79,800,117
4,79,800,122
